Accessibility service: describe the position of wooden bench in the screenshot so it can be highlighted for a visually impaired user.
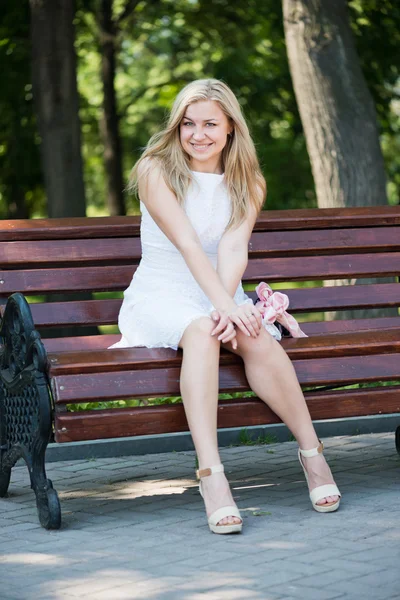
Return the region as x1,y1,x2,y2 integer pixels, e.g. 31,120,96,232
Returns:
1,205,400,529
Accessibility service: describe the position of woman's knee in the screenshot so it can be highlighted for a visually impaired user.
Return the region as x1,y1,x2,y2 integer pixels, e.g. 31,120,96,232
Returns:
179,316,219,349
236,327,276,356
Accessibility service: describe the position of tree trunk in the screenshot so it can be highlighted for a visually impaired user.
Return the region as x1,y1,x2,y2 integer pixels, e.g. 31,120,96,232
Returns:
7,110,30,219
30,0,96,339
282,0,387,208
283,0,396,321
30,0,86,218
99,0,126,216
8,182,28,220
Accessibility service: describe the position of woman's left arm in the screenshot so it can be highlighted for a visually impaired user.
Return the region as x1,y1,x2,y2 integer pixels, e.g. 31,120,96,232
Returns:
217,204,258,297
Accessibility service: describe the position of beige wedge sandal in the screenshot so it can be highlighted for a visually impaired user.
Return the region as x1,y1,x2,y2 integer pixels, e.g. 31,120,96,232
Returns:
196,464,242,534
298,440,341,513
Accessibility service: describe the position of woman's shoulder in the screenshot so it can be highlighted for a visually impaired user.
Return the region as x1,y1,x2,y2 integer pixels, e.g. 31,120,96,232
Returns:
136,156,162,181
136,157,170,201
137,156,179,208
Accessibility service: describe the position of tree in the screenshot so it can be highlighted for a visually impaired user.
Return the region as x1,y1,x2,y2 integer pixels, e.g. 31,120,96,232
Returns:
30,0,86,217
29,0,98,341
282,0,387,209
3,0,393,218
283,0,397,321
98,0,127,216
78,0,162,216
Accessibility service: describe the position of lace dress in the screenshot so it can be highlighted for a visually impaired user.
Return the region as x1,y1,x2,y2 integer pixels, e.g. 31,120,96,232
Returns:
108,171,254,351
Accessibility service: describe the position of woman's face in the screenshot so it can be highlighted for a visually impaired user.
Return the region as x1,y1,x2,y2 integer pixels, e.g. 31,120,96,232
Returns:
179,100,232,173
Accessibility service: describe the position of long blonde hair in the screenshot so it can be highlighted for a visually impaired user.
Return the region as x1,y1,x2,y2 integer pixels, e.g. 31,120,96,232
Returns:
131,79,266,228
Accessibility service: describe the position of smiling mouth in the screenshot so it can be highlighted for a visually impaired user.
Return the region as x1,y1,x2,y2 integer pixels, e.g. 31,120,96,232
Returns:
190,143,213,152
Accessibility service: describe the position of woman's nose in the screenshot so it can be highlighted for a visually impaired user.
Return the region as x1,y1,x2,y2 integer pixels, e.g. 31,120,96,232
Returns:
192,129,206,140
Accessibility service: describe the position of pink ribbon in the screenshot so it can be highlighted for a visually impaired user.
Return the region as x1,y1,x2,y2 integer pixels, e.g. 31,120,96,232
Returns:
255,282,307,338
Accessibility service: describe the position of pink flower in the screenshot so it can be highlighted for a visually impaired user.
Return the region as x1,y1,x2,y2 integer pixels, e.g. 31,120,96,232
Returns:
255,282,307,338
255,282,273,302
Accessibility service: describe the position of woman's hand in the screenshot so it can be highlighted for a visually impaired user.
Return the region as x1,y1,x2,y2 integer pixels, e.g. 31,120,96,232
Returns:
229,303,263,338
211,303,263,346
210,311,237,349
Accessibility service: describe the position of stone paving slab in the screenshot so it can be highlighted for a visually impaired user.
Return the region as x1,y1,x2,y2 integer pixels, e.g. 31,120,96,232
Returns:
0,432,399,600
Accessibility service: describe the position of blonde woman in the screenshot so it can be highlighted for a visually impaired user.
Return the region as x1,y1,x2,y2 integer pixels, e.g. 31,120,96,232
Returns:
109,79,341,534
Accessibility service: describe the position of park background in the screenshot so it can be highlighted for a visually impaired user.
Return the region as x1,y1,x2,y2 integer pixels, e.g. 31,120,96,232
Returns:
1,0,399,223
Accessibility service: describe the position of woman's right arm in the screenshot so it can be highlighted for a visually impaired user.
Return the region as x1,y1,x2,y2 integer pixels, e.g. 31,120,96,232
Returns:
138,161,251,336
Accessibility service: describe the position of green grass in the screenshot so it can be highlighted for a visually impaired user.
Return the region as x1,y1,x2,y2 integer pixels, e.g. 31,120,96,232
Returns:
236,428,278,446
67,392,256,412
66,379,400,412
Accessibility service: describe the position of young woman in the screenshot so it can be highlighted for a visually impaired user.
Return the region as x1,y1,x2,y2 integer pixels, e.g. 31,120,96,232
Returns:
109,79,341,534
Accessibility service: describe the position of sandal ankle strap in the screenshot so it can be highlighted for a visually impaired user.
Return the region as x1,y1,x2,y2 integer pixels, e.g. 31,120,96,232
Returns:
299,440,324,458
196,464,224,480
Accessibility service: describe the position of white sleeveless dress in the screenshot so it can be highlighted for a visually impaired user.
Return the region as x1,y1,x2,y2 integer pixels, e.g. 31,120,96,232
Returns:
108,171,254,351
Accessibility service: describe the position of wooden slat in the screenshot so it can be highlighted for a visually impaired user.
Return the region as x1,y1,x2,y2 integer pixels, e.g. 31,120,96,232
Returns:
249,227,400,257
2,227,400,269
0,238,142,268
244,253,400,282
31,299,122,327
48,330,400,377
0,265,134,295
1,206,399,241
18,283,400,328
0,216,141,241
26,316,400,354
302,317,400,336
2,253,400,296
282,283,400,312
50,353,400,403
42,334,118,353
54,385,400,442
253,206,400,231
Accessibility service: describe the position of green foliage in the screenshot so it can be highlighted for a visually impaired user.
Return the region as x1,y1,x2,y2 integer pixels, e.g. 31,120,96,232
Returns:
67,390,257,412
349,1,400,125
0,0,44,218
68,399,142,411
73,0,315,212
348,1,400,205
1,0,399,216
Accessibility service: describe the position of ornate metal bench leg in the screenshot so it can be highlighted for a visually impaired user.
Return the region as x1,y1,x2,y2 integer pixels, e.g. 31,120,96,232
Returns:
0,293,61,529
396,426,400,456
31,445,61,530
0,466,11,497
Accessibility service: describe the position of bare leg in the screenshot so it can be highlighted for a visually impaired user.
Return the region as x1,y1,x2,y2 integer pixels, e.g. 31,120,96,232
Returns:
222,329,339,505
179,317,241,526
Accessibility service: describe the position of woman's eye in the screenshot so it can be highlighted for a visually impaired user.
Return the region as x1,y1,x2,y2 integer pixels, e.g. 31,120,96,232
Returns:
183,121,193,126
206,123,216,127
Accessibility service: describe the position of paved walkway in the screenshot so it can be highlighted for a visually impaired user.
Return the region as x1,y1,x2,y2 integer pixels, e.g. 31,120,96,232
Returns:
0,432,399,600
